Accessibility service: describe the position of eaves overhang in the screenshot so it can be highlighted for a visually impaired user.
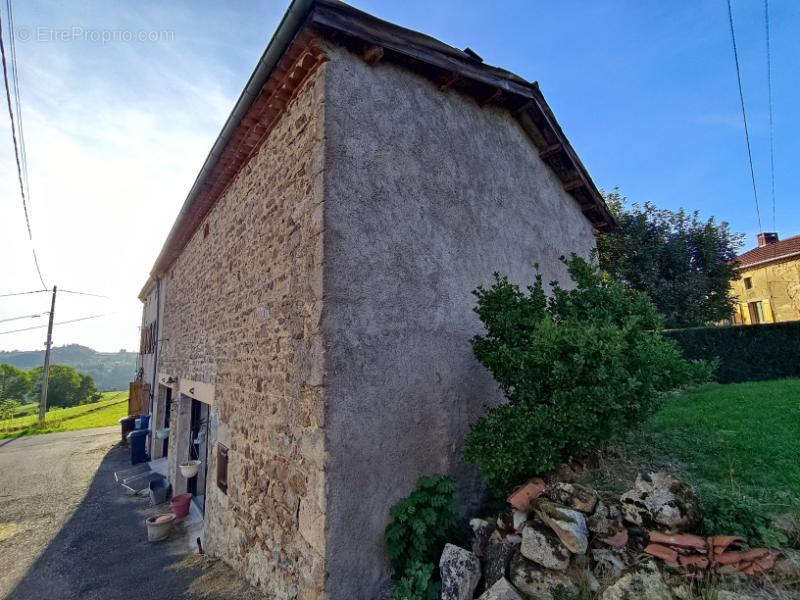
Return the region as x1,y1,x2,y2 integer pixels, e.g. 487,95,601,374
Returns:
144,0,615,285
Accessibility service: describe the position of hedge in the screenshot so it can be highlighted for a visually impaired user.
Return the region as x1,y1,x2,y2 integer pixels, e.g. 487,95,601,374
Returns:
664,321,800,383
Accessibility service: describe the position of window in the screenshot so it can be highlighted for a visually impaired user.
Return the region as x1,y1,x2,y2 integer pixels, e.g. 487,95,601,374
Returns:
216,443,228,494
744,277,753,290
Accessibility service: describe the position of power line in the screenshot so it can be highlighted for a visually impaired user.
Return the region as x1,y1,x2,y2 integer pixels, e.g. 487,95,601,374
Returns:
764,0,776,231
0,313,42,323
0,2,46,288
726,0,763,233
60,289,111,299
0,313,110,335
0,288,111,299
0,289,47,298
5,0,27,199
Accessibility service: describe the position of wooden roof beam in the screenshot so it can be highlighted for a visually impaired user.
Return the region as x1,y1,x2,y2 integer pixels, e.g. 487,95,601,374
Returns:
438,71,461,90
362,44,384,65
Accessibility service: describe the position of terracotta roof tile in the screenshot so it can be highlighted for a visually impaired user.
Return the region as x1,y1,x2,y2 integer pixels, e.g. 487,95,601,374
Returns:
736,234,800,269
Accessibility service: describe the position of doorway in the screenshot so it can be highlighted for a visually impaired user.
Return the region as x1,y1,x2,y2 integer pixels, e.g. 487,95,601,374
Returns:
162,387,172,458
187,398,209,515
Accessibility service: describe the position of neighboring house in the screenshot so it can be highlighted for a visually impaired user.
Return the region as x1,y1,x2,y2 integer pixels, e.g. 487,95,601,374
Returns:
136,1,613,598
731,232,800,325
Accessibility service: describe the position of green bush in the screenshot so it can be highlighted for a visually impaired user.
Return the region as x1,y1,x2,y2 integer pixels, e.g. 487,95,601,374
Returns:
665,322,800,383
465,255,711,492
697,483,787,547
385,476,457,600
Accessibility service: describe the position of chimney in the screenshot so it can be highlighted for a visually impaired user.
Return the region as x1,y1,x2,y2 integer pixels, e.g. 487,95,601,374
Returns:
757,232,779,247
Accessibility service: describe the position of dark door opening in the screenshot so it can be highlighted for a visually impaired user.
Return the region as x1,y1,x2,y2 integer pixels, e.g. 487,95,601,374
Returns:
187,399,209,515
162,387,172,458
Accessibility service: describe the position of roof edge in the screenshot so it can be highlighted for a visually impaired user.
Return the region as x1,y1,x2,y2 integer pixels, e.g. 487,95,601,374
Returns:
145,0,614,284
735,250,800,271
148,0,314,277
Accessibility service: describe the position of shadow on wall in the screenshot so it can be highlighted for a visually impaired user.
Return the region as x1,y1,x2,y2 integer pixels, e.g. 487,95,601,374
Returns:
6,445,208,600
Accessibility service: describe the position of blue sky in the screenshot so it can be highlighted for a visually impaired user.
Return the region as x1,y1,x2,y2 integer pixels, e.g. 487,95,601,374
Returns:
1,0,797,352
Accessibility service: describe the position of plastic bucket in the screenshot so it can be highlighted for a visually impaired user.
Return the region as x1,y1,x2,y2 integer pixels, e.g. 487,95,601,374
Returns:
149,479,171,506
146,514,175,542
170,492,192,518
119,416,136,444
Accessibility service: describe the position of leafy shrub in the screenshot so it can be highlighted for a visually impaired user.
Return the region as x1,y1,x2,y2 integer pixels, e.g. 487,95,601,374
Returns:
665,322,800,383
697,483,787,547
465,255,711,492
385,476,457,600
0,397,21,422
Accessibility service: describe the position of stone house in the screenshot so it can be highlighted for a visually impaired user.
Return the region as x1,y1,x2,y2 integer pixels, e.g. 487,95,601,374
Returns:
730,232,800,324
136,1,614,598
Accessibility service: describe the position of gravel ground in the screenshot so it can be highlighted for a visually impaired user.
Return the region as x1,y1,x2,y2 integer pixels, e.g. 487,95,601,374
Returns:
0,427,262,600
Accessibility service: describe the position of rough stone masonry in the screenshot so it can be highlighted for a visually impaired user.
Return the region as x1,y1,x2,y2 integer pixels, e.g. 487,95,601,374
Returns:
137,2,610,598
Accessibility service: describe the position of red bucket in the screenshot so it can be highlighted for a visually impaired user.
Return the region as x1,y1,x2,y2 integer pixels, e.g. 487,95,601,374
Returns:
170,493,192,518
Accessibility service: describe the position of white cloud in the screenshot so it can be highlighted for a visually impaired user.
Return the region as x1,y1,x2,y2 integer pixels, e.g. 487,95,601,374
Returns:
0,0,282,352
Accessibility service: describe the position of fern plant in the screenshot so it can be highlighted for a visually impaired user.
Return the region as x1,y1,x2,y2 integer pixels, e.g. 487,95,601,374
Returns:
385,475,457,600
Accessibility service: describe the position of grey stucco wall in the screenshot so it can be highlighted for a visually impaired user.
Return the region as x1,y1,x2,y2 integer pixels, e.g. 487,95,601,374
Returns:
321,44,597,599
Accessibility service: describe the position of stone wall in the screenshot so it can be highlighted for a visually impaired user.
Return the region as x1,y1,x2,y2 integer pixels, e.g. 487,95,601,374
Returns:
158,60,327,599
321,43,597,600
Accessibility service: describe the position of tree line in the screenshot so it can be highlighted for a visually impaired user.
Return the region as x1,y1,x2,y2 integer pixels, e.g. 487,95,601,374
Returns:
596,188,742,329
0,364,101,419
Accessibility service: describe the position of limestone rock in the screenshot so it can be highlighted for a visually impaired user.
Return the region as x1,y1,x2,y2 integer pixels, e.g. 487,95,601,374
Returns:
591,548,629,579
509,551,578,600
600,560,673,600
478,577,525,600
471,518,495,559
772,549,800,582
588,501,623,536
533,499,589,554
520,523,571,570
484,531,519,589
512,509,527,532
549,482,599,513
620,473,699,533
440,544,481,600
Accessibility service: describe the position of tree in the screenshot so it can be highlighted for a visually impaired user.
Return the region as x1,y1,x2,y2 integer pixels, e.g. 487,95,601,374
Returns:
597,189,743,328
464,255,712,492
0,364,31,402
30,365,98,408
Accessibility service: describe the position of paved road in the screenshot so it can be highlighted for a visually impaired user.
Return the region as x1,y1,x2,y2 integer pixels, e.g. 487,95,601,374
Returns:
0,427,260,600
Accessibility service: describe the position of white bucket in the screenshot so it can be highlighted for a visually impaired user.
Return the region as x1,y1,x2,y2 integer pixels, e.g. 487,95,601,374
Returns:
146,514,175,542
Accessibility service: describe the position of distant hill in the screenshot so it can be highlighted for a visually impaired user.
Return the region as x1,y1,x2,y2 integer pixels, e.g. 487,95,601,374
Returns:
0,344,138,391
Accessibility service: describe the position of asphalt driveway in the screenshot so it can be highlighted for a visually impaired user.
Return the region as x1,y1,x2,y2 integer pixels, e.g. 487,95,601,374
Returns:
0,427,261,600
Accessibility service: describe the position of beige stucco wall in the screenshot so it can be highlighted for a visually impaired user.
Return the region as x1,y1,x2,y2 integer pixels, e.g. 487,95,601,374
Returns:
157,62,327,599
321,43,597,599
732,257,800,324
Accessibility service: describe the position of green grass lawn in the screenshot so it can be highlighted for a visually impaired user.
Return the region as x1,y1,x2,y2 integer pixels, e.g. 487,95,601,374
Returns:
642,379,800,505
585,378,800,543
0,390,128,439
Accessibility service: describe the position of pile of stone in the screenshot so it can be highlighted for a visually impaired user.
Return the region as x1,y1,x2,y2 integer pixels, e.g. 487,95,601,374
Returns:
437,472,789,600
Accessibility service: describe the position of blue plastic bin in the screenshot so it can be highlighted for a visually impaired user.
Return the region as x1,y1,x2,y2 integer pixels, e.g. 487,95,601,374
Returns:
127,429,150,465
136,414,151,430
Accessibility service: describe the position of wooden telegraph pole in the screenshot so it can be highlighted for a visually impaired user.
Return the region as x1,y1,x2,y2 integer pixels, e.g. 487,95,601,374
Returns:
38,285,57,425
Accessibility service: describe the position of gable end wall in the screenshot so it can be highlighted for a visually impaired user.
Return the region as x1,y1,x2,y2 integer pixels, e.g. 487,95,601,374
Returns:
321,42,597,600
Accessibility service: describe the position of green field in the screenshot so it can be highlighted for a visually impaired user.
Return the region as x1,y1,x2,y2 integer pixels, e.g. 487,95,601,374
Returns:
584,378,800,542
641,378,800,503
10,402,40,418
0,391,128,439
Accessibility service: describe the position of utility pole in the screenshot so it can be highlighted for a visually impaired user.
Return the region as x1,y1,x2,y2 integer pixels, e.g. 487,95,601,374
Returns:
38,285,56,425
